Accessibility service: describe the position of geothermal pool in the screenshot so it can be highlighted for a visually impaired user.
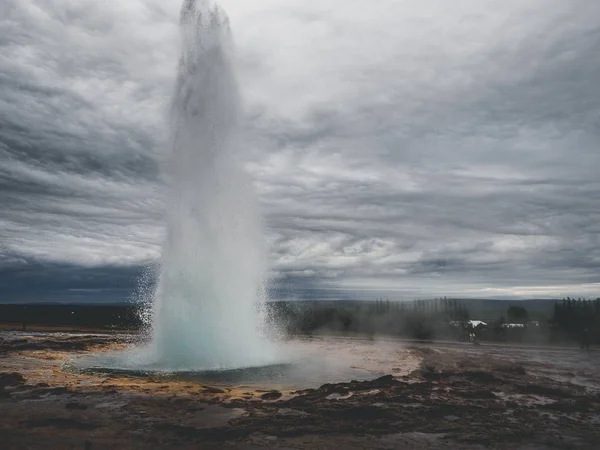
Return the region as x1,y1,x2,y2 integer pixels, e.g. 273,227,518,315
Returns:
3,332,421,390
66,336,419,390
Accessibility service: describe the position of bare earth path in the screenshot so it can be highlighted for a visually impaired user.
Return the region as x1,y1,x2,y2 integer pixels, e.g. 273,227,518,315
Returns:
2,332,600,449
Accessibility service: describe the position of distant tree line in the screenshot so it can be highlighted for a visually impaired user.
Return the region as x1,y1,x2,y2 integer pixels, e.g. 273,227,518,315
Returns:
550,297,600,345
1,297,599,347
266,298,470,340
268,297,600,346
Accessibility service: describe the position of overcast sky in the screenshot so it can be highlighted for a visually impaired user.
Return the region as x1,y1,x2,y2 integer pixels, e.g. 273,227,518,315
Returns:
1,0,600,301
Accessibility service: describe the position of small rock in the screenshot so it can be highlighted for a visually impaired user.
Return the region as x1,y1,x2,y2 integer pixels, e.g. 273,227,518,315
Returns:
371,374,401,388
202,386,225,394
260,390,282,401
265,435,278,441
0,372,25,388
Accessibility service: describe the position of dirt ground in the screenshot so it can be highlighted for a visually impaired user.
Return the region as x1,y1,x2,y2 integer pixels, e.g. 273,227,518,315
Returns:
1,332,600,449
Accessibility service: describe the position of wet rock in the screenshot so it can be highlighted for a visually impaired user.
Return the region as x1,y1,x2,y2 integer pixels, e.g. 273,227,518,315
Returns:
389,394,412,403
186,406,205,412
0,372,25,387
319,375,400,394
286,396,310,407
520,384,575,399
540,402,576,412
463,371,500,383
202,387,225,394
292,388,316,395
66,402,88,410
277,408,309,417
371,374,401,388
260,390,282,401
0,373,24,397
418,369,499,383
320,383,351,394
454,390,497,399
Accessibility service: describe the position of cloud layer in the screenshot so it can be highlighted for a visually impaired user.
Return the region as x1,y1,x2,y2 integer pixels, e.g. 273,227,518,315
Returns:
1,0,600,300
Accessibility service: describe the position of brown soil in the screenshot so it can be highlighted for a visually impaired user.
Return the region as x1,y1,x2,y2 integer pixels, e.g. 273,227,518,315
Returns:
1,333,600,449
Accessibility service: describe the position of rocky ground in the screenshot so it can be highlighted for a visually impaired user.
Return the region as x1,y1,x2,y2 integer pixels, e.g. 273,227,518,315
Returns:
1,332,600,449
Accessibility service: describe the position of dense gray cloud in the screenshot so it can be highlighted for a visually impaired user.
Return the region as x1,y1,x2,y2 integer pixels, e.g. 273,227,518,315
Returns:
1,0,600,301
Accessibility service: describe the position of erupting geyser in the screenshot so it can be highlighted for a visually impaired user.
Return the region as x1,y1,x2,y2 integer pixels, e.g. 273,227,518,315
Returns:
71,0,279,372
147,0,277,370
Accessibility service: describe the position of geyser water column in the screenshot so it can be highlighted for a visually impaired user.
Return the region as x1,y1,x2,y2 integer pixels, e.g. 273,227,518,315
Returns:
145,0,276,370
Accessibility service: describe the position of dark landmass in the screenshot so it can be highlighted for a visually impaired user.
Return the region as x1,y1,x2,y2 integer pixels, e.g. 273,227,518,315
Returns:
0,303,143,331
